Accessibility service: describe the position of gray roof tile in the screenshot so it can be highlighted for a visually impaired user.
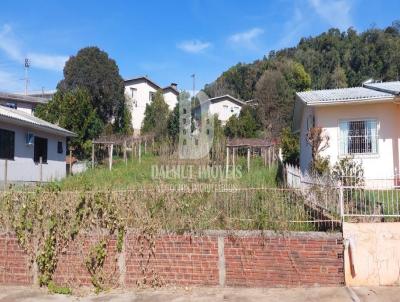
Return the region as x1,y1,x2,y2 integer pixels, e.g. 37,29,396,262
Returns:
0,106,75,137
363,81,400,95
296,87,394,105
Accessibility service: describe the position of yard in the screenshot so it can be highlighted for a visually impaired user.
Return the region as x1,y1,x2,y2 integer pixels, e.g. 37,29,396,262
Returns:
55,153,279,191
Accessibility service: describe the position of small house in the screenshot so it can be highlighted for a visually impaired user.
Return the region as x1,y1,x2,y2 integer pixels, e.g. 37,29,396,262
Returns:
294,81,400,187
0,105,75,184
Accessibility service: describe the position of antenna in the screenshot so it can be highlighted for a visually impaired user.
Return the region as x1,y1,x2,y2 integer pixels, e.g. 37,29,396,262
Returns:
24,58,30,95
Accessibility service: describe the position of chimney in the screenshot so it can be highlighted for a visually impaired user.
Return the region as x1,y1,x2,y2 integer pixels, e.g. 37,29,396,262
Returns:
171,83,178,90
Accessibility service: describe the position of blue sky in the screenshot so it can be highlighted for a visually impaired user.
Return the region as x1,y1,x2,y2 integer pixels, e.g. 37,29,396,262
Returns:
0,0,399,94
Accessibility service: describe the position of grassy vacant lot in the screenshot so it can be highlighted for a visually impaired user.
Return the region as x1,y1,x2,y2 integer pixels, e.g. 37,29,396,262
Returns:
55,153,279,191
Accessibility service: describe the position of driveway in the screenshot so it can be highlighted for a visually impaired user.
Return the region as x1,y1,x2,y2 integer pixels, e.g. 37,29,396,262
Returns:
0,286,398,302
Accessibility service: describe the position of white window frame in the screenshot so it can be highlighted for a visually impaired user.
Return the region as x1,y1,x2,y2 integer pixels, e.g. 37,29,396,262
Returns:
338,118,379,157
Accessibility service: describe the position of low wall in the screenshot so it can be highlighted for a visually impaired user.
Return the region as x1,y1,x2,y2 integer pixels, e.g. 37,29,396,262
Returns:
344,222,400,286
0,231,344,288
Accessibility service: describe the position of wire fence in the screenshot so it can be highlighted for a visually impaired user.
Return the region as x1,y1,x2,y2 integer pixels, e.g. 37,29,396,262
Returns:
0,185,340,232
284,164,400,222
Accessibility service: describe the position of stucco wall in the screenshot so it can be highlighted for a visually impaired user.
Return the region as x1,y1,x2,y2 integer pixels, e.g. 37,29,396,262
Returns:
301,102,400,181
209,99,241,124
343,222,400,286
299,106,314,174
0,101,34,115
0,122,66,182
163,91,178,111
125,82,177,132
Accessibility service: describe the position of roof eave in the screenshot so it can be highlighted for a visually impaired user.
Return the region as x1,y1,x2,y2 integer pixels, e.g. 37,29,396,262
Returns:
0,115,76,137
305,97,396,106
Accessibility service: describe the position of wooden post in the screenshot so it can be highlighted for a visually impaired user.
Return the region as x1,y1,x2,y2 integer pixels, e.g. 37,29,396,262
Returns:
268,147,271,168
69,148,73,176
225,147,230,178
109,144,113,171
152,138,155,154
247,147,250,173
138,141,142,164
39,156,43,183
134,143,137,157
91,143,95,169
123,140,127,166
144,140,147,154
3,159,7,190
131,142,134,162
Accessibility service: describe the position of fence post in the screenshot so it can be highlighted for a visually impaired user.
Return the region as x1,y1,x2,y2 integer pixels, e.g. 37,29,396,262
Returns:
339,186,344,222
109,144,113,171
91,143,95,169
138,141,141,164
39,156,43,183
3,159,7,190
247,147,250,173
225,147,230,178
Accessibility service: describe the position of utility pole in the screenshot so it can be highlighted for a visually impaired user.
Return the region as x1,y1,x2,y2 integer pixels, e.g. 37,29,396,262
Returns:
24,58,30,95
191,73,195,99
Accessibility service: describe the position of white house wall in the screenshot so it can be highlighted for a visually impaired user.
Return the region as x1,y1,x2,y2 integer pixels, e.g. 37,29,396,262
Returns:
299,106,314,174
163,91,178,110
315,102,400,182
0,101,34,115
0,123,67,183
208,99,241,124
125,82,177,132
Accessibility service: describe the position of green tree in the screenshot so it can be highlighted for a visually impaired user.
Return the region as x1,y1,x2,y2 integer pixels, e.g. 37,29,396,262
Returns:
280,127,299,165
57,46,130,133
167,102,180,142
35,89,103,158
142,91,170,139
224,106,259,138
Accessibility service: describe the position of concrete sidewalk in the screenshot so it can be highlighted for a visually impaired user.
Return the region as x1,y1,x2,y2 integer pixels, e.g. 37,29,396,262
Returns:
0,286,399,302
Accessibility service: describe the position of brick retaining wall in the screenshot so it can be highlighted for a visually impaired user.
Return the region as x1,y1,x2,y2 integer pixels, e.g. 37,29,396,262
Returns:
0,231,344,288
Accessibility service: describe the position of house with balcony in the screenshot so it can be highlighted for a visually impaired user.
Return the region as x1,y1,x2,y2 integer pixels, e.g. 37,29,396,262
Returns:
294,81,400,187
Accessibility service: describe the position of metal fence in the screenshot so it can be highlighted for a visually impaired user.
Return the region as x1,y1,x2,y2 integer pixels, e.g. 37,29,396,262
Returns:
284,164,400,222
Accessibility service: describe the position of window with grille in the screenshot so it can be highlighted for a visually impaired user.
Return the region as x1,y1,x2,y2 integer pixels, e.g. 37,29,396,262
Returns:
339,119,378,155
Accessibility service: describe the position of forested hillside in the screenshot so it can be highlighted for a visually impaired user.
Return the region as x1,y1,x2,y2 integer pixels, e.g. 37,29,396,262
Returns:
204,21,400,138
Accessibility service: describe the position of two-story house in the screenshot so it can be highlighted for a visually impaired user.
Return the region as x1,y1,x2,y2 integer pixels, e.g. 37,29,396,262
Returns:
124,76,179,134
0,92,48,115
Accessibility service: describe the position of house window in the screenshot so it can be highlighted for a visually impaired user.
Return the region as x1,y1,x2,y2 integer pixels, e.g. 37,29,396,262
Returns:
0,129,15,160
5,102,17,109
34,136,48,163
130,87,137,98
339,119,378,155
57,141,63,154
149,92,156,102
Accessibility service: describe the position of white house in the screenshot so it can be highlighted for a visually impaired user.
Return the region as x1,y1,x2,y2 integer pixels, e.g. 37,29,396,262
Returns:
197,94,246,125
0,92,48,115
294,81,400,187
124,76,179,134
0,105,75,184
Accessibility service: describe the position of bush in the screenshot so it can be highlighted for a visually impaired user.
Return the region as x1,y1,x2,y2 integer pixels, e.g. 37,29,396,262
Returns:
280,127,299,165
332,156,364,187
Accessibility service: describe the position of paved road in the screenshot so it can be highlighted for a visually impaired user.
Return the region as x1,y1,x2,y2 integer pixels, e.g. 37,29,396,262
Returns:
0,286,399,301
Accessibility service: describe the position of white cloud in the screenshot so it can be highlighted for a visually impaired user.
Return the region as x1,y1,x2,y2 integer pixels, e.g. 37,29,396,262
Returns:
308,0,353,30
0,70,21,92
177,40,211,53
228,27,264,49
276,8,307,48
0,24,68,72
